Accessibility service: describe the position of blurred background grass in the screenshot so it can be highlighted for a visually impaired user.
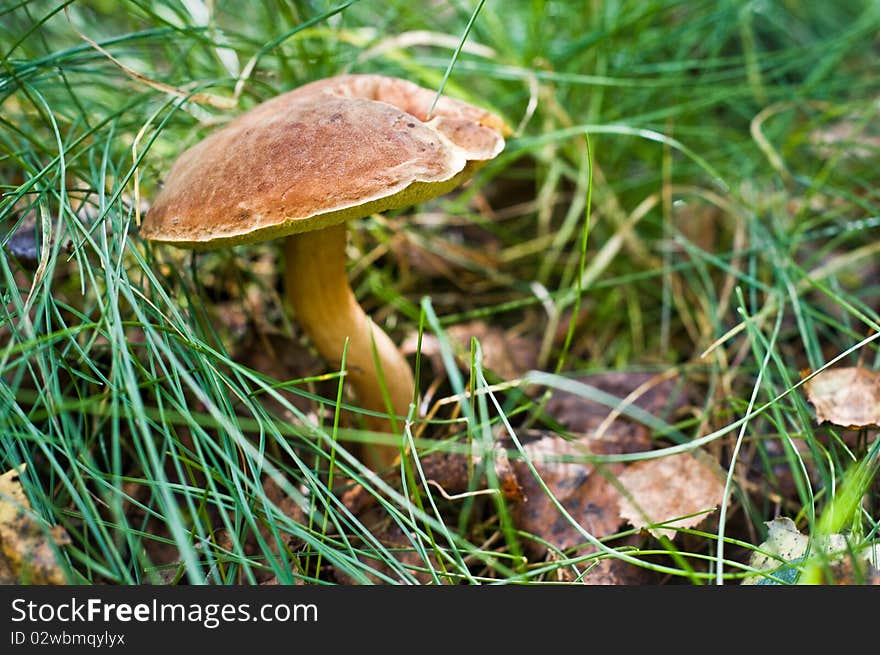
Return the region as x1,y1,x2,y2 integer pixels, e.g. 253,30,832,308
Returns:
1,0,879,584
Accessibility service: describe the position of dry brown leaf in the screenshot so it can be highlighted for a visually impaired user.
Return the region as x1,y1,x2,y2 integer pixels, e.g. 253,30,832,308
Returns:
616,451,727,540
233,330,328,418
120,479,185,583
489,371,689,571
576,541,663,585
803,366,880,428
0,465,71,584
494,445,525,503
507,431,625,560
251,475,309,584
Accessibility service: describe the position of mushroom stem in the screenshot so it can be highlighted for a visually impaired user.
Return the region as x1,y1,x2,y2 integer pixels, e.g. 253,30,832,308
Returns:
284,223,414,469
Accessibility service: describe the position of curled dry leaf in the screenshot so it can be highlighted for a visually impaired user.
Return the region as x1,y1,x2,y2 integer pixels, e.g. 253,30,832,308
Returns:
0,465,71,585
803,366,880,428
253,475,309,584
494,445,525,503
616,451,727,541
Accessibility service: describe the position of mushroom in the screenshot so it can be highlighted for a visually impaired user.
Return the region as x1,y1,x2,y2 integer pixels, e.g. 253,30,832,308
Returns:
140,74,509,469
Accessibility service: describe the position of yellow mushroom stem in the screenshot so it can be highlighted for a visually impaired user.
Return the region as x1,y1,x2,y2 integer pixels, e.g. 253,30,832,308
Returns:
284,222,414,469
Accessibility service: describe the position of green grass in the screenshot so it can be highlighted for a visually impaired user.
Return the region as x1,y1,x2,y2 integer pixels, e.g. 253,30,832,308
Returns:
2,0,879,585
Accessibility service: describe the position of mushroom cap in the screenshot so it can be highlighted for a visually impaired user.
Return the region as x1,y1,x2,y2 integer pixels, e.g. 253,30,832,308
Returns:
140,74,509,249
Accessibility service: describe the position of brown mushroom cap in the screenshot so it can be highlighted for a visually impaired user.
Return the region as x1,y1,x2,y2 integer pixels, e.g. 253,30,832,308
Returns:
140,74,509,249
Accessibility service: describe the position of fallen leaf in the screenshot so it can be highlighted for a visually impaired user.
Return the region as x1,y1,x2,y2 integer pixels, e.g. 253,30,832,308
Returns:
234,330,332,418
616,451,727,540
575,541,662,585
742,517,880,585
494,446,525,503
741,517,810,585
0,547,16,584
0,465,71,584
448,322,538,381
334,369,700,583
503,430,661,584
803,366,880,428
506,430,626,559
120,479,185,584
252,475,310,584
491,371,690,576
